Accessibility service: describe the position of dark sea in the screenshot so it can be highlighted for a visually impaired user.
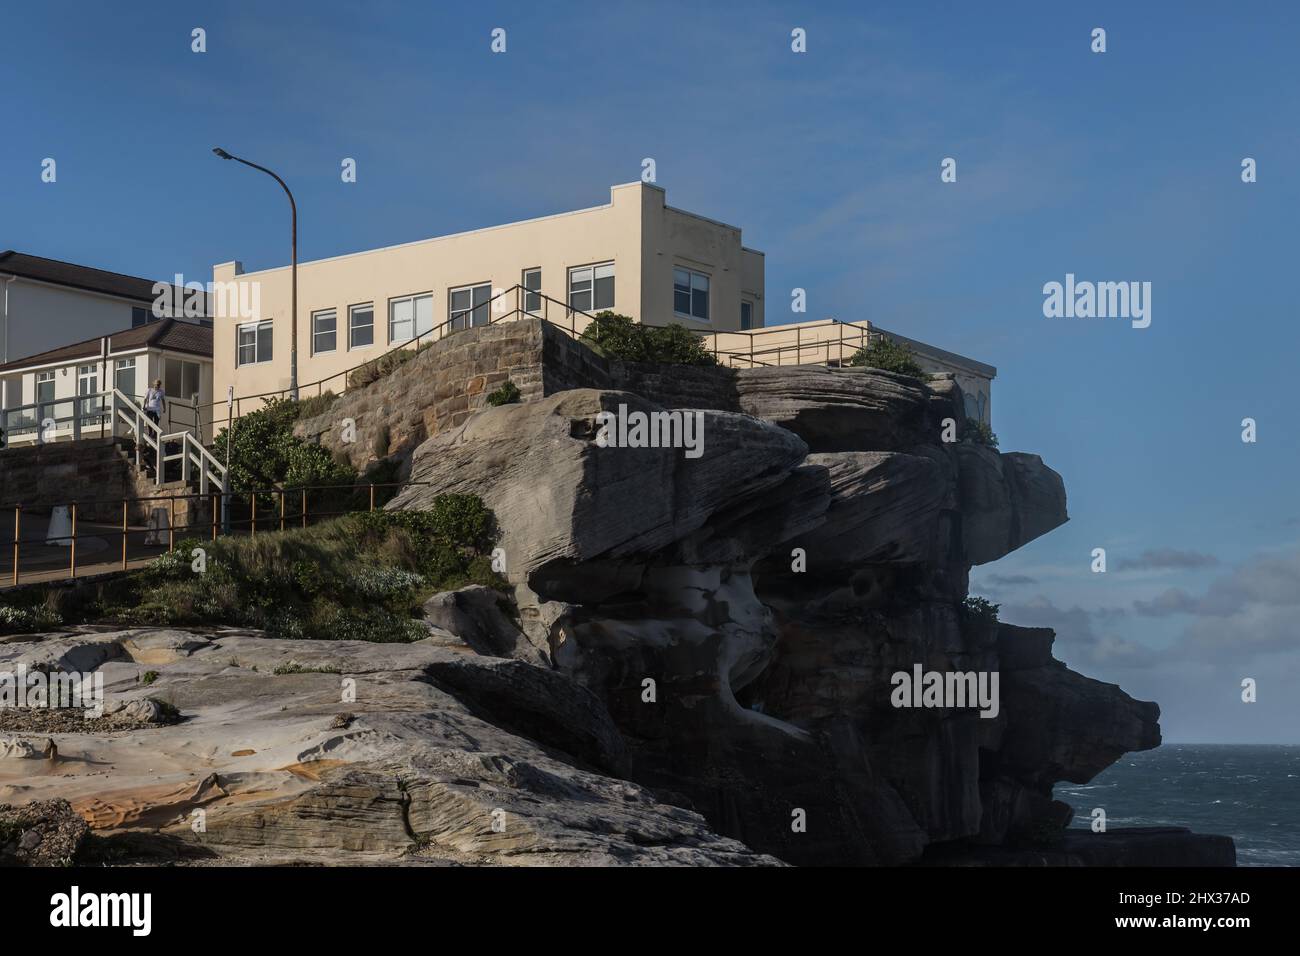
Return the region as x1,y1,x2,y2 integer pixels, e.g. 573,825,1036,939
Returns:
1054,744,1300,866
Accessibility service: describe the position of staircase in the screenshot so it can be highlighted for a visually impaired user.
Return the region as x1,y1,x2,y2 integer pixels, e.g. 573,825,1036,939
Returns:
108,389,227,495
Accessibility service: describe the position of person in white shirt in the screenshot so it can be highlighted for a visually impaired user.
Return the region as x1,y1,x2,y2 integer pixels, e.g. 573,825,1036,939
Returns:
143,379,166,426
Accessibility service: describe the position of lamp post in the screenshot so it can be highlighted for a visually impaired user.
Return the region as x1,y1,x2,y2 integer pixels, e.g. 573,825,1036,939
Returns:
212,147,298,401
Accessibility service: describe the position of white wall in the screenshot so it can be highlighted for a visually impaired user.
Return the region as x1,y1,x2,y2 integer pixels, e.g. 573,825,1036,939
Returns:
0,278,143,365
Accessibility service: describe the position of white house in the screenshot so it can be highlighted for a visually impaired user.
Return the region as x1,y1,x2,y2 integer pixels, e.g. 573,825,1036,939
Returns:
0,318,214,446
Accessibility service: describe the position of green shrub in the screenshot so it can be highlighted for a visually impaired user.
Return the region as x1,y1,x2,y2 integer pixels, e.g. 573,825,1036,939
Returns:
580,312,715,366
961,595,1001,624
211,396,358,496
848,337,924,378
486,380,521,406
642,323,717,365
12,495,504,643
141,670,159,685
580,312,647,361
964,418,999,449
0,603,63,635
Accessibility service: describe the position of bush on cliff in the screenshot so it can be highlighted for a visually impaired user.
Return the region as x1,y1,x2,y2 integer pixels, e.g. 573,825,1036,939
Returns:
10,496,504,643
961,595,1000,625
964,418,999,449
210,396,356,497
580,311,716,366
847,337,924,378
346,341,434,389
486,380,521,406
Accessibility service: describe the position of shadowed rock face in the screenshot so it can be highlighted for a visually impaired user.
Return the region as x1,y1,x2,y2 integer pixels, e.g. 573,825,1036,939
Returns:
384,371,1182,866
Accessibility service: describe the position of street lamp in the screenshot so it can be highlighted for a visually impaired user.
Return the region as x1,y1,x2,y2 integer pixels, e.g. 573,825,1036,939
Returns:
212,147,299,401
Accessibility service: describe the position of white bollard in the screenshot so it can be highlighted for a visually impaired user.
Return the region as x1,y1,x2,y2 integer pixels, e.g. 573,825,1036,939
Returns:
144,507,170,546
46,506,73,547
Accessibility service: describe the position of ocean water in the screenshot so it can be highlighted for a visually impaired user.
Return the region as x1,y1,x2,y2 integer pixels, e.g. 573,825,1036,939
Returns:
1055,744,1300,867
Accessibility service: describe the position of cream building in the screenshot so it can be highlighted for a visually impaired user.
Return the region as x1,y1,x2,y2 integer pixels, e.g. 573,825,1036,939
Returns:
212,182,994,423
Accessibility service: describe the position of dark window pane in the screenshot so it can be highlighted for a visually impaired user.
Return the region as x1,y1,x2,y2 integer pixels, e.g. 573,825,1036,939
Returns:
257,323,273,362
692,288,708,319
594,275,614,310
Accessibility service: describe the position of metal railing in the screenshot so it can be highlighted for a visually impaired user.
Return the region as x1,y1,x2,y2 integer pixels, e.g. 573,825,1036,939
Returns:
106,389,227,494
0,390,208,445
0,478,435,589
193,285,883,434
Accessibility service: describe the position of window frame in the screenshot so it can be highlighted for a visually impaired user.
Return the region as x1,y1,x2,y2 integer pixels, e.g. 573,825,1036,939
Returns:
236,320,274,367
387,292,433,345
740,300,754,331
348,302,375,351
673,267,711,322
568,261,614,313
311,308,338,355
35,370,55,407
448,282,493,331
523,268,542,315
114,357,138,399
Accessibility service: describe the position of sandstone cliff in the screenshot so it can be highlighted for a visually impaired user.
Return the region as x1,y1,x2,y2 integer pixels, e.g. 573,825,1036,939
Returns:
0,336,1232,866
383,363,1184,864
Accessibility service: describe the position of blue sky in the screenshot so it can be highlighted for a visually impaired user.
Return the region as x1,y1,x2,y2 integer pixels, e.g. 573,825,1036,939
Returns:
3,1,1298,742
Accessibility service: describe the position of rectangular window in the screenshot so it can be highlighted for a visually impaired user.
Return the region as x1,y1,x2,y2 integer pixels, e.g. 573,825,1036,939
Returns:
349,303,374,349
449,283,492,331
388,293,433,344
163,358,201,401
164,359,181,400
36,371,55,407
569,262,614,313
673,268,710,321
114,358,137,398
237,321,273,366
312,309,337,354
523,268,542,314
740,301,753,330
78,364,101,419
131,306,149,327
183,360,200,400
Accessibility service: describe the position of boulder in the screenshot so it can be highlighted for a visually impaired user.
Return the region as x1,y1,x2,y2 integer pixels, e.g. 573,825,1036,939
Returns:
735,365,932,451
955,445,1068,565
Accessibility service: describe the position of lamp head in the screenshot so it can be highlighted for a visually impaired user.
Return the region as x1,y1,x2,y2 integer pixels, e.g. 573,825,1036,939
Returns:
212,147,232,160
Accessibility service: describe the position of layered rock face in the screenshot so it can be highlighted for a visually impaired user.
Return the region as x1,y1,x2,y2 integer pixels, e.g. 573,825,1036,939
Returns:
388,365,1174,865
0,629,779,865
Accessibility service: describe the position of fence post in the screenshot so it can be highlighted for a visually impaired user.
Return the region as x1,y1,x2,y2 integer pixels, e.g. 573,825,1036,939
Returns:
11,506,20,588
70,503,77,579
251,493,257,539
301,489,307,529
169,497,175,551
121,499,128,571
369,483,375,512
211,493,218,542
279,491,286,533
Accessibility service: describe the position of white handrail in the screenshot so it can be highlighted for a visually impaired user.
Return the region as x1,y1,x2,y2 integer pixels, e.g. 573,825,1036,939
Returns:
109,389,226,493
